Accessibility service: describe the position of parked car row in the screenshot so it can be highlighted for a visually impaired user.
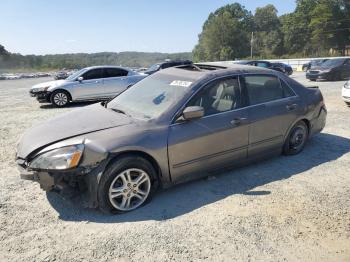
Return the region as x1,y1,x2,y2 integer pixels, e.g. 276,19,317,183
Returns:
17,62,327,214
0,72,52,80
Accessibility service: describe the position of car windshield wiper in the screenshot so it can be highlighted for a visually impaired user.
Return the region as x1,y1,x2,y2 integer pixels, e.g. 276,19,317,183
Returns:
110,108,127,115
109,108,131,117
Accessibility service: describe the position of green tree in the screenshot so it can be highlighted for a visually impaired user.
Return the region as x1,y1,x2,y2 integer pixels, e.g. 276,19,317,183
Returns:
280,0,318,56
310,0,350,55
193,3,253,61
0,44,9,56
253,5,284,57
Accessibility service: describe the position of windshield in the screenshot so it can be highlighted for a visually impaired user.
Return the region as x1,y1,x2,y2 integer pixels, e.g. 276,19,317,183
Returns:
311,59,325,66
66,68,87,80
321,59,345,67
107,74,192,119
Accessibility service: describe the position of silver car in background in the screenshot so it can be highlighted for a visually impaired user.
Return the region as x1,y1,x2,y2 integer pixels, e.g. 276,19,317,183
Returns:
30,66,146,107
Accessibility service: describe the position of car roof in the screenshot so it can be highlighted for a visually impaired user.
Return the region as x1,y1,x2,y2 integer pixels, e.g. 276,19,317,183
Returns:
157,62,274,82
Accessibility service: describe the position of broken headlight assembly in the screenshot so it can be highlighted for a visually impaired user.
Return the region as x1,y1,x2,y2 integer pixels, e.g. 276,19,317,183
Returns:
29,144,84,170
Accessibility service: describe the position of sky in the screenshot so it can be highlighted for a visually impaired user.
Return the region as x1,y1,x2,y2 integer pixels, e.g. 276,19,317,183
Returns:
0,0,296,55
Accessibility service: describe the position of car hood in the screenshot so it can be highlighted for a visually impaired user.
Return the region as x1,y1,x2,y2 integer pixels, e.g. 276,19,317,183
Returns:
31,80,67,90
16,103,133,159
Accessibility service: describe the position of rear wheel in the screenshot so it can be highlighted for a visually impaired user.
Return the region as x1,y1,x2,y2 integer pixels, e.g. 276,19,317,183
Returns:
283,121,308,155
51,90,70,107
98,156,158,214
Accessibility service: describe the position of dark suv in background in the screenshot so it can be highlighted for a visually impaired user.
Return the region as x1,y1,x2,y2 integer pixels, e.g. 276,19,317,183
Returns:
302,59,329,71
306,58,350,81
144,60,192,75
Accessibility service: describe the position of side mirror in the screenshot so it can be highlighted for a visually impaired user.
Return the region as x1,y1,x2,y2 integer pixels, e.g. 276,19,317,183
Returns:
182,106,204,120
77,76,84,82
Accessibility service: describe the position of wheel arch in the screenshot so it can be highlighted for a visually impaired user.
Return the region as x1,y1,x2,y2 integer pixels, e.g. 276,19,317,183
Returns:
284,117,311,144
301,118,311,135
51,88,72,101
105,150,163,186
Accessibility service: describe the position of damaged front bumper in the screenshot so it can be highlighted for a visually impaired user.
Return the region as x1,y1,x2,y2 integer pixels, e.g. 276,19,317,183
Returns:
16,158,109,208
29,90,51,103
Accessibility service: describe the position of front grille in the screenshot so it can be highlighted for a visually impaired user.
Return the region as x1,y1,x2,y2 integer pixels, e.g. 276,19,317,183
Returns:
309,70,320,74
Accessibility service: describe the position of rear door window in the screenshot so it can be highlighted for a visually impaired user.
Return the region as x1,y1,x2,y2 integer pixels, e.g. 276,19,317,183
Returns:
280,80,296,97
244,75,293,105
82,68,103,80
103,68,128,78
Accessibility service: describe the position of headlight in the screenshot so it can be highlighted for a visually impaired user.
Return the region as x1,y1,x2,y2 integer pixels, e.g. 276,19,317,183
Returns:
345,81,350,89
32,86,50,92
29,144,84,170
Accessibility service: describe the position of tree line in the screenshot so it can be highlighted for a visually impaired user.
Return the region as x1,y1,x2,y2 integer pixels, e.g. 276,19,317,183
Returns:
193,0,350,61
0,45,192,71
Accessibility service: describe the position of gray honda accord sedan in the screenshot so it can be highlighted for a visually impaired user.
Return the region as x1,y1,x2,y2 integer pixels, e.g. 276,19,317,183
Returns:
16,62,327,213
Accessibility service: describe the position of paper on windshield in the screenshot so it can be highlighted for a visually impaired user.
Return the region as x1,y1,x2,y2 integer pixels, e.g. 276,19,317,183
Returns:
170,80,192,87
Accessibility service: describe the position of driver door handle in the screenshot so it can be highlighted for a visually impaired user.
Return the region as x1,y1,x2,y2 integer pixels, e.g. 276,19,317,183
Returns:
286,104,298,111
230,117,247,126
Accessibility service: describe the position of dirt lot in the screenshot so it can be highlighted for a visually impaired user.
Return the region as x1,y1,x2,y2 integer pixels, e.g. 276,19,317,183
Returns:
0,73,349,261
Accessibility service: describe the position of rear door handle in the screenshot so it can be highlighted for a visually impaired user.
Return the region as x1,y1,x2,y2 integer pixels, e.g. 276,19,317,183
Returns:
286,104,298,111
230,117,247,126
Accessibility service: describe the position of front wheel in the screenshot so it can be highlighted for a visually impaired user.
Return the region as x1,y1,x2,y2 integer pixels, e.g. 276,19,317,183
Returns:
283,121,309,155
51,90,70,107
98,156,158,214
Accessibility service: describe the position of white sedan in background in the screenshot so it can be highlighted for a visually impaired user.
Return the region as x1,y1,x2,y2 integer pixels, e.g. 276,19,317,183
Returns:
342,80,350,106
30,66,146,107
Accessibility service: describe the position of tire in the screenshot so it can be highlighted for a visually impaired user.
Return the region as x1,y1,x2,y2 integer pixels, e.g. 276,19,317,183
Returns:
283,121,309,155
98,155,159,214
51,90,70,107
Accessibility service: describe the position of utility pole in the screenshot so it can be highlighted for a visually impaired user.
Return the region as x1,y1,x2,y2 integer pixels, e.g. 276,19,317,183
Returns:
250,32,254,59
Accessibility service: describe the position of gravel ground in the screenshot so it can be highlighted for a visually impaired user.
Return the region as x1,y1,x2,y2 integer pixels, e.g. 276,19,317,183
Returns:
0,73,349,262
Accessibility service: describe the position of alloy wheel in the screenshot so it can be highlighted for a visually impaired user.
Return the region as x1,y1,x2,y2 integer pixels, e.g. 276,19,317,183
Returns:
108,168,151,211
53,92,68,106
